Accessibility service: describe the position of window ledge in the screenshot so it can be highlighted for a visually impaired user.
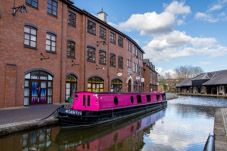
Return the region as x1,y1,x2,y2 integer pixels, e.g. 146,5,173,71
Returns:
24,45,37,50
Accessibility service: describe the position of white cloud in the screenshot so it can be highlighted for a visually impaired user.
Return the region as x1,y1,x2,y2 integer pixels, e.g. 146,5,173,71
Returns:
164,1,191,15
110,1,227,62
156,67,176,78
113,1,191,36
177,19,184,25
195,0,227,22
117,12,175,35
195,12,219,23
208,4,222,12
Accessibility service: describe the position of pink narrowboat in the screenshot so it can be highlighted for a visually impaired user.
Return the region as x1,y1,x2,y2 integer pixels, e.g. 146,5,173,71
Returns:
57,92,167,127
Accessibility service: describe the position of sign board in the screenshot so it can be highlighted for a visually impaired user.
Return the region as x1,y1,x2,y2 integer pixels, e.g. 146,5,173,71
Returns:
141,78,144,82
117,72,123,77
136,76,140,80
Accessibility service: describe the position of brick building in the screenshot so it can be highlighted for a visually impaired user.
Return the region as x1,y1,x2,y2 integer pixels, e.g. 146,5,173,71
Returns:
143,59,158,92
0,0,157,108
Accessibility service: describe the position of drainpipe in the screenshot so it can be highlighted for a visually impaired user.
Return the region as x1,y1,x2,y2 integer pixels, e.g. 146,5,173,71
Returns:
107,33,110,92
60,3,64,103
83,16,87,91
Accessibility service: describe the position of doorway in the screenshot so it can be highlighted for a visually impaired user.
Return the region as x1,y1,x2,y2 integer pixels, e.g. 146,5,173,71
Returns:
128,80,131,92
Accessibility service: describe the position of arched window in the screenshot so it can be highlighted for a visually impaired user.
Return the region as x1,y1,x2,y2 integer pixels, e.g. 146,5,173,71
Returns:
66,74,77,102
87,77,104,92
24,71,53,105
111,79,122,92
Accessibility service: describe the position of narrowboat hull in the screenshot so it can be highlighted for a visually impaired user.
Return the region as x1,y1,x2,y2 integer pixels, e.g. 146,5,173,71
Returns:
58,101,167,128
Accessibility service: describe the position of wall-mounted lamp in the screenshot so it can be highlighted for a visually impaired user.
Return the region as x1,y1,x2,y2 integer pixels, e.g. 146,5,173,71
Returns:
97,40,106,47
72,60,79,66
12,5,27,16
96,64,104,70
40,53,49,60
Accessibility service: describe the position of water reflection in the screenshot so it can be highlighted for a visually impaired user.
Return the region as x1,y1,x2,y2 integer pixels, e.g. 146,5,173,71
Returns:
1,96,227,151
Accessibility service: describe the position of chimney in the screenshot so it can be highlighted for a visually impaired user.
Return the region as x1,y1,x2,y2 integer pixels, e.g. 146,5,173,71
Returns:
97,8,108,22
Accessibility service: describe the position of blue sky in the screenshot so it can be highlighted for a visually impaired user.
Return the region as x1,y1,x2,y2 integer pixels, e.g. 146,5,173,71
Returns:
73,0,227,76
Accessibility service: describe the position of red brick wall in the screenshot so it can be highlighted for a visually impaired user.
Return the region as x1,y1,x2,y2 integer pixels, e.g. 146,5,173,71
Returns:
0,0,146,108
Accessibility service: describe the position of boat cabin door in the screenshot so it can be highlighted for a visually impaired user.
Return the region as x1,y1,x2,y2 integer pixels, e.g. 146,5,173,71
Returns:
82,95,91,108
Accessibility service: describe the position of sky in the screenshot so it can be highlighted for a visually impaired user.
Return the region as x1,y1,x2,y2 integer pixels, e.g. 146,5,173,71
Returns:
72,0,227,77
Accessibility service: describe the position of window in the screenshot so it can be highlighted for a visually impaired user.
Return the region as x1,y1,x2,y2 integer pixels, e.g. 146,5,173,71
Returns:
99,50,106,65
87,77,104,92
118,56,123,69
87,47,95,62
127,59,131,68
46,33,56,53
146,95,151,102
137,95,141,103
127,40,131,51
118,36,123,47
24,71,53,105
65,74,77,102
99,26,106,39
111,79,122,92
136,63,138,73
133,46,135,54
110,54,116,67
133,62,135,72
47,0,57,16
87,20,96,35
67,40,75,58
110,31,116,44
68,11,76,27
24,26,37,48
26,0,38,8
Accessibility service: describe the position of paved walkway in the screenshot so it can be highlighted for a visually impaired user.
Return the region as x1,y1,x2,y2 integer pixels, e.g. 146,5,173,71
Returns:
0,103,70,125
214,108,227,151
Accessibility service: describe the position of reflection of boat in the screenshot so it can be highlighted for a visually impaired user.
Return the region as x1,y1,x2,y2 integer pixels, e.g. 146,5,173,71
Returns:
55,107,166,151
58,92,167,127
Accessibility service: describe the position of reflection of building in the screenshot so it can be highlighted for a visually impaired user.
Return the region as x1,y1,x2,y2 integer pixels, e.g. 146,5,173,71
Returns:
143,59,158,92
176,70,227,96
0,109,165,150
0,0,157,108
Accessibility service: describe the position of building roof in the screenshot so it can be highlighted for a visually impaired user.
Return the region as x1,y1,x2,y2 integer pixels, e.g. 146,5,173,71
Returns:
176,78,192,87
176,69,227,87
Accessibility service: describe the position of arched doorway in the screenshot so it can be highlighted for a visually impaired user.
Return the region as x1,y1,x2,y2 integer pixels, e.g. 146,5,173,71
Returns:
87,77,104,92
65,74,77,102
24,71,53,105
128,80,131,92
111,79,122,92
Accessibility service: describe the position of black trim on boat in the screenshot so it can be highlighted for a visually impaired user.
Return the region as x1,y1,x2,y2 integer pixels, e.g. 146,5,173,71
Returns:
57,101,167,128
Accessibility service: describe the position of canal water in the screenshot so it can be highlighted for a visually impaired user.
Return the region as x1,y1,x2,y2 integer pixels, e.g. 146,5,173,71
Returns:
1,96,227,151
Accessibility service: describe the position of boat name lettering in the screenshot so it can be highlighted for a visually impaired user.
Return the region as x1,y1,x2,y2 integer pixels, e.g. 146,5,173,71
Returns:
65,109,82,115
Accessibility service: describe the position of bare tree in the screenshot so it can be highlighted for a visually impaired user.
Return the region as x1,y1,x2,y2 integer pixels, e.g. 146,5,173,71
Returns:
174,65,203,80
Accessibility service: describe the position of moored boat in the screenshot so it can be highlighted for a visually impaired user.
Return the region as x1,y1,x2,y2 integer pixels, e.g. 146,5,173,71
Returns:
57,91,167,128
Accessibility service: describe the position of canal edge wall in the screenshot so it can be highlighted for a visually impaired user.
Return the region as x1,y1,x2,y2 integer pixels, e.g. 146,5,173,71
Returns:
0,115,58,137
214,108,227,150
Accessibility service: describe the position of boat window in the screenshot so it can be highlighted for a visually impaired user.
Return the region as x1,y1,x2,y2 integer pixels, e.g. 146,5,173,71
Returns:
131,96,134,104
87,95,90,106
75,94,78,98
146,95,151,102
83,95,86,106
137,95,142,103
162,94,166,100
156,95,160,101
114,96,118,105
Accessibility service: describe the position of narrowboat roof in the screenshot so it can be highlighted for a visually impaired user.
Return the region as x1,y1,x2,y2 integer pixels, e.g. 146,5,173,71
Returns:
75,92,165,94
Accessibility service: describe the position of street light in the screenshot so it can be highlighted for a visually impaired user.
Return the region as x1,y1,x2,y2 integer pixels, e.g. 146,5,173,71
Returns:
12,5,27,16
